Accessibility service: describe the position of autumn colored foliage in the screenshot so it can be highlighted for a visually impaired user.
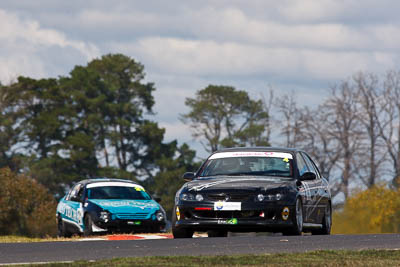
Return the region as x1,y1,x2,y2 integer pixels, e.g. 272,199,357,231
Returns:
332,185,400,234
0,168,57,237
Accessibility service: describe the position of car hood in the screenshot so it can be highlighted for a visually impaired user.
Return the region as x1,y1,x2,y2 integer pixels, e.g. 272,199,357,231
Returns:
88,199,159,214
186,176,295,192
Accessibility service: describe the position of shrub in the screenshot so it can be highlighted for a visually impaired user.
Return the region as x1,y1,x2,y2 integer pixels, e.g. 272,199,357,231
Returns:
332,185,400,234
0,168,57,237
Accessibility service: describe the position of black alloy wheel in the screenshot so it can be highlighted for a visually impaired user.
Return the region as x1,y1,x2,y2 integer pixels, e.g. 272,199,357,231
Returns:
312,202,332,235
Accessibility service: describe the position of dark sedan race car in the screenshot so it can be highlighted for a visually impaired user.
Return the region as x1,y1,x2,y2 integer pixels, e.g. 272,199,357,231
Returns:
172,147,331,238
56,178,166,237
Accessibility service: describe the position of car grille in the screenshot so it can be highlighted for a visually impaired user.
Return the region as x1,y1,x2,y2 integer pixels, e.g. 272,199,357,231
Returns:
189,209,277,220
191,210,259,219
206,193,252,202
115,213,149,220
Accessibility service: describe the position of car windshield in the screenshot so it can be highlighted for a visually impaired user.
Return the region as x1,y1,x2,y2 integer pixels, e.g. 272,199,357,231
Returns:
87,186,152,200
198,152,294,178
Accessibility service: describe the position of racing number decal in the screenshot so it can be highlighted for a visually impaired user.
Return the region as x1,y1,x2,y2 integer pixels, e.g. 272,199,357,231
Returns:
59,201,84,227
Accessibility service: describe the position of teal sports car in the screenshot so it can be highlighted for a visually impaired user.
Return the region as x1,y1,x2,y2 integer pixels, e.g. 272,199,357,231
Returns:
56,178,166,237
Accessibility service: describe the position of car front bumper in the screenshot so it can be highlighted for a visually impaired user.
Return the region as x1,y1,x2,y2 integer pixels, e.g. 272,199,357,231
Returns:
94,218,166,233
174,204,295,232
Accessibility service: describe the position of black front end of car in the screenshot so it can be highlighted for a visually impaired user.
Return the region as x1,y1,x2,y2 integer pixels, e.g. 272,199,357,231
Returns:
173,182,298,233
172,147,332,238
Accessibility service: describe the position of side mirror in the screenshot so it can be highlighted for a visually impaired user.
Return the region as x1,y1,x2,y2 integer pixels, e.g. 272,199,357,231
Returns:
70,195,81,202
154,197,161,203
182,172,196,181
322,172,330,182
299,172,316,181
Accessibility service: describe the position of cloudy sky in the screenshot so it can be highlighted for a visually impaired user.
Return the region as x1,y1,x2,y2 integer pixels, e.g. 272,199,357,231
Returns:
1,1,400,157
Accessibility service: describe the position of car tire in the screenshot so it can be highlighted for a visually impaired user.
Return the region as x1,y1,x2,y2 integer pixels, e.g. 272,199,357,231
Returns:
171,206,193,238
172,227,194,238
283,198,303,236
312,202,332,235
57,217,72,238
207,230,228,237
83,214,94,237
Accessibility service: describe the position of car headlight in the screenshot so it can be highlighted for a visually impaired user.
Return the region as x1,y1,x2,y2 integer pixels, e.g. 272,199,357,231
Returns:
180,193,204,201
195,194,204,201
100,211,110,222
156,210,165,222
257,193,284,201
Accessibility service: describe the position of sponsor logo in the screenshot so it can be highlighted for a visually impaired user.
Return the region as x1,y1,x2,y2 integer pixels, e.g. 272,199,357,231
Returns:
209,152,293,160
176,207,181,220
213,201,241,211
217,218,238,225
282,207,290,221
97,200,157,209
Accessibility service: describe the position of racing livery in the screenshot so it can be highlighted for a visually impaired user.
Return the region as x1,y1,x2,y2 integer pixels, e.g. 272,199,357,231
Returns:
56,178,166,237
172,147,331,238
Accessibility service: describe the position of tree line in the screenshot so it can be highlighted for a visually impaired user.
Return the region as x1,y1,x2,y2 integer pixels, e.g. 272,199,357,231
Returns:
0,54,198,232
1,53,400,236
270,72,400,201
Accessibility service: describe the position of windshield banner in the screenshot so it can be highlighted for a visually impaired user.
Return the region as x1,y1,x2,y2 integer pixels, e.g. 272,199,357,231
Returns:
209,152,293,160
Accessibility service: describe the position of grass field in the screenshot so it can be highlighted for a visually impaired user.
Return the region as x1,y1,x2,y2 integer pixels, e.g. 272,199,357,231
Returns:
0,235,79,243
14,250,399,267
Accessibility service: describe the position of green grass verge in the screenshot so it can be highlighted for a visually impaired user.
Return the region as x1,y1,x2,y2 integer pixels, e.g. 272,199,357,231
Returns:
21,249,400,267
0,235,81,243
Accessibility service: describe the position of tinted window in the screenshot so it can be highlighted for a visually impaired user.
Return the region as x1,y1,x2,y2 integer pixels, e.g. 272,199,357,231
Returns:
87,186,151,200
199,156,293,178
296,153,309,176
67,184,82,202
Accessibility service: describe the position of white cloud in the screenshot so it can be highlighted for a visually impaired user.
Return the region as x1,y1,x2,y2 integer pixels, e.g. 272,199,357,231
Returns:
277,0,344,22
112,36,399,82
0,9,100,84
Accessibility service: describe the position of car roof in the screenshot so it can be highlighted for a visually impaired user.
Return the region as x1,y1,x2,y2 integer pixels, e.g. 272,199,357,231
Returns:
77,178,140,187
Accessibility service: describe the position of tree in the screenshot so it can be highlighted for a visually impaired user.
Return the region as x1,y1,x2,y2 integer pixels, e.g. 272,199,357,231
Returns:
0,54,172,197
0,77,72,195
376,71,400,188
0,82,25,171
295,106,341,188
353,72,387,188
275,92,302,148
62,54,161,177
181,85,269,152
273,82,367,200
146,143,201,218
320,83,365,200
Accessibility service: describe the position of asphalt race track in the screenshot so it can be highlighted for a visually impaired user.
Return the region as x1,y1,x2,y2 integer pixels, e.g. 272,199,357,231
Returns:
1,234,400,265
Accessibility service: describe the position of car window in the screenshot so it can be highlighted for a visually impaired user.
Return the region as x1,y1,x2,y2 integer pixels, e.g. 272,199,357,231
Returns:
198,152,294,178
296,153,309,177
302,153,321,179
77,186,85,201
67,183,82,202
87,186,152,200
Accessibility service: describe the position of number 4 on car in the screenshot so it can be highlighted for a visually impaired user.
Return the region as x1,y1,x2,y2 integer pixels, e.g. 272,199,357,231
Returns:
172,147,332,238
